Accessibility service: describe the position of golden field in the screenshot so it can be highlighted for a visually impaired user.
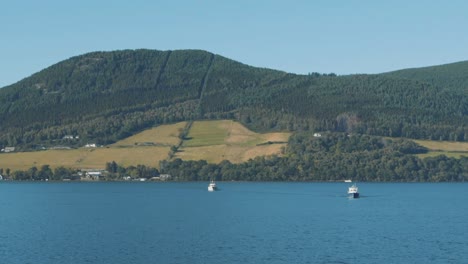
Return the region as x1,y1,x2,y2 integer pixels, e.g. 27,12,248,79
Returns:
0,147,171,171
0,120,291,171
413,139,468,152
413,139,468,159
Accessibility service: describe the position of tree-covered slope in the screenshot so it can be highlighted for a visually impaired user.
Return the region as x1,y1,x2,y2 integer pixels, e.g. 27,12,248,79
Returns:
0,50,291,148
0,49,467,150
0,49,211,125
382,60,468,93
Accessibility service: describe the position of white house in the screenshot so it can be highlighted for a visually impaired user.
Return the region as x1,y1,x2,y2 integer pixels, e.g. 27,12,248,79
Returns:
63,135,80,140
84,143,97,148
3,147,15,153
159,174,172,181
313,133,322,137
86,171,102,180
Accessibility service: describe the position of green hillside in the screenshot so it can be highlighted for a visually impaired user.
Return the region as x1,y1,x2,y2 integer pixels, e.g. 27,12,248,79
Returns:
0,49,467,151
382,60,468,93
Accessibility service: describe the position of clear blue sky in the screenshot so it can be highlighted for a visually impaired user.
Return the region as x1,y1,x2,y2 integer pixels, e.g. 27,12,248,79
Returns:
1,0,468,88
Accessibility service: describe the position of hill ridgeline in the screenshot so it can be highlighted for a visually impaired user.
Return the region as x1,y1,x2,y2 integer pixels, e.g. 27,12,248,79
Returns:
0,49,467,150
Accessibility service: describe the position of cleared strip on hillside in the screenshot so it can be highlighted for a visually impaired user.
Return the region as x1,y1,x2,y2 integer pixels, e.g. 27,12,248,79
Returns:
112,122,186,147
178,120,290,163
175,144,287,164
182,120,229,147
413,139,468,152
413,139,468,159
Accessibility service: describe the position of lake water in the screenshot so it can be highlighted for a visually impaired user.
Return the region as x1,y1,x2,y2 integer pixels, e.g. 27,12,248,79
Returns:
0,182,467,264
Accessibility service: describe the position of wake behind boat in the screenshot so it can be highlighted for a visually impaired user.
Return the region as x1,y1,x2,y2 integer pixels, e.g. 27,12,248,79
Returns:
348,183,359,198
208,179,218,192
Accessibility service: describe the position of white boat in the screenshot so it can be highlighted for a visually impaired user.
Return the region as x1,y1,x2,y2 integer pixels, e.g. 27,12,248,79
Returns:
208,180,217,192
348,183,359,198
344,179,352,183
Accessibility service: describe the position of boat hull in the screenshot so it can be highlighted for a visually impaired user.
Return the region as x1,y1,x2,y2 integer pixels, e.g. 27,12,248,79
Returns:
347,183,359,198
208,184,217,192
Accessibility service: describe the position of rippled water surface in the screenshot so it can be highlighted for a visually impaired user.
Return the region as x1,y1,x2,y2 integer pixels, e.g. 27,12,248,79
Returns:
1,182,467,263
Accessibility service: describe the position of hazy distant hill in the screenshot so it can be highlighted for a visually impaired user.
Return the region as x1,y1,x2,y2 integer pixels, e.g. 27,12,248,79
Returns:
0,49,467,150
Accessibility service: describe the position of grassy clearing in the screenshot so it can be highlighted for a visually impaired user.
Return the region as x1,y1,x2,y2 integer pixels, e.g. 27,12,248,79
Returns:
413,139,468,152
176,142,287,164
178,120,290,163
412,139,468,159
112,122,186,147
183,120,229,147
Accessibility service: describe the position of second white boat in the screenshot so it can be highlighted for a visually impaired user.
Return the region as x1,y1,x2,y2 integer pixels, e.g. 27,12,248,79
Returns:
348,183,359,198
208,180,217,192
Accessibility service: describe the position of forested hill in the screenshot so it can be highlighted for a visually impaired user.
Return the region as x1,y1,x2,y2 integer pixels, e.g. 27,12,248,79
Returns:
0,49,467,149
382,60,468,93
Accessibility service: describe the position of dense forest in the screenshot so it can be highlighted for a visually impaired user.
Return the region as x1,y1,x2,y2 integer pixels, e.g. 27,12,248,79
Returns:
383,60,468,93
158,133,468,182
0,49,467,151
4,133,467,182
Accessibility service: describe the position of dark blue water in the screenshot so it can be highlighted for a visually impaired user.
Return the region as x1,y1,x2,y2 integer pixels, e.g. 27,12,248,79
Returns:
1,182,467,264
